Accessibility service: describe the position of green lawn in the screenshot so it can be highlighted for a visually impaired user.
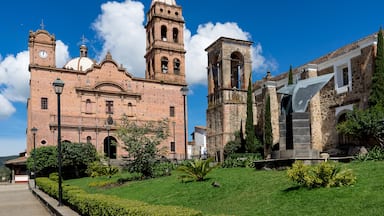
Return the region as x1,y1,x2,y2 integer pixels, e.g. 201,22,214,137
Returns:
67,161,384,216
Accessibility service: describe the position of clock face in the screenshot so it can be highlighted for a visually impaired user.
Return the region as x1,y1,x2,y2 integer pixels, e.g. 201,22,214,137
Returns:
39,50,48,58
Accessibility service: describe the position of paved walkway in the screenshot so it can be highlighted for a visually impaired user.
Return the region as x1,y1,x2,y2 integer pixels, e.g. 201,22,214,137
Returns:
0,183,50,216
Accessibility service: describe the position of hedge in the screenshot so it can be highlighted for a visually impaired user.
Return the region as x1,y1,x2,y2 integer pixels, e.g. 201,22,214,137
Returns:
36,177,202,216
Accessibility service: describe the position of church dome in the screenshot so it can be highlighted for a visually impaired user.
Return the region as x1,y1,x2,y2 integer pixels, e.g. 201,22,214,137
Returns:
151,0,176,6
64,57,94,71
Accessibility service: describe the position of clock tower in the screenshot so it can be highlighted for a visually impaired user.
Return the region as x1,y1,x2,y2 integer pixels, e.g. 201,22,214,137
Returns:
28,29,56,67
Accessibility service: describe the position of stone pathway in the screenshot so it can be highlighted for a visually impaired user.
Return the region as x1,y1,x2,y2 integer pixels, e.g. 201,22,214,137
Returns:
0,183,50,216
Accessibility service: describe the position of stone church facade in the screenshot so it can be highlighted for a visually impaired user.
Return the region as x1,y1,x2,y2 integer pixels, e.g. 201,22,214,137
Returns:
26,0,188,160
207,32,378,159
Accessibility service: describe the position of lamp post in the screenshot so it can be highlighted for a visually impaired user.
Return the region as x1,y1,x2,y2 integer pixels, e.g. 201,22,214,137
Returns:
106,115,114,163
31,127,38,188
180,86,189,160
53,78,64,206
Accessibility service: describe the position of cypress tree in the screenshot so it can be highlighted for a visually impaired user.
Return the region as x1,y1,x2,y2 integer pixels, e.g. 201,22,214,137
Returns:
288,65,294,85
245,76,257,152
264,95,273,158
369,27,384,106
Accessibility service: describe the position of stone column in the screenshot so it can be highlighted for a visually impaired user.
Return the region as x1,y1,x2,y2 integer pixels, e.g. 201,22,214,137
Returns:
264,81,280,145
292,112,312,158
306,64,323,152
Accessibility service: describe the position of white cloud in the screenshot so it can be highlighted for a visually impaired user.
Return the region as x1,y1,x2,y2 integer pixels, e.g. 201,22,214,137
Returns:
0,40,69,119
91,1,276,85
92,0,146,76
184,22,278,85
0,51,30,102
56,40,70,68
0,94,15,119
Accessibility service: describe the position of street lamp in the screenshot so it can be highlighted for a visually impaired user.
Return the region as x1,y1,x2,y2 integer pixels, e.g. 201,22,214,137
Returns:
106,115,114,162
31,127,38,188
53,78,64,206
180,86,189,160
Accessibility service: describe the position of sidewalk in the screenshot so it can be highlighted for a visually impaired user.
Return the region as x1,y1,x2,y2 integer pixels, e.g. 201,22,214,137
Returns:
0,181,79,216
0,183,50,216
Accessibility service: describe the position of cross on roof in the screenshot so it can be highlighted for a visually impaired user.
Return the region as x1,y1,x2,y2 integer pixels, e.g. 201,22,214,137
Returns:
81,35,86,45
40,19,45,30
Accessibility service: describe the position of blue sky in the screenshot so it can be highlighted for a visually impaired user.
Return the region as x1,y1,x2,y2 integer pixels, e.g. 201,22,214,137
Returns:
1,0,384,156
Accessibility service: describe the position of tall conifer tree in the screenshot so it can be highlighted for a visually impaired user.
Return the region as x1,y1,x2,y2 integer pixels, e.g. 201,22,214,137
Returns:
288,65,294,85
369,27,384,106
245,76,259,152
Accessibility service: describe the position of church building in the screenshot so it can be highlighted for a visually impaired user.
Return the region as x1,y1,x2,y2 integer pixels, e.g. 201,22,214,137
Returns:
206,31,378,159
26,0,188,160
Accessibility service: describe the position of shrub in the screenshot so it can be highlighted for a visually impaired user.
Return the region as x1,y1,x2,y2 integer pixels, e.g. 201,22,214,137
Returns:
116,172,143,184
152,161,176,177
177,158,217,182
355,146,384,161
222,153,262,168
287,161,356,188
49,172,59,182
86,161,119,177
36,177,202,216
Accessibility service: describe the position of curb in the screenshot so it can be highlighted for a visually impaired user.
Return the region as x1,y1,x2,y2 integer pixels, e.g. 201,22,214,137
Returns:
29,180,80,216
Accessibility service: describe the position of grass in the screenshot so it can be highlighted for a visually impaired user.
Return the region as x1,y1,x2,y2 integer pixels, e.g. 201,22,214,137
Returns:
66,161,384,215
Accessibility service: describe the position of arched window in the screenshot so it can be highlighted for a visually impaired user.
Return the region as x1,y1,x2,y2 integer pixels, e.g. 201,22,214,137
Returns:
161,25,167,41
85,99,92,114
86,136,92,144
161,57,168,73
172,28,179,43
230,52,244,89
173,58,180,75
128,102,133,116
147,62,151,76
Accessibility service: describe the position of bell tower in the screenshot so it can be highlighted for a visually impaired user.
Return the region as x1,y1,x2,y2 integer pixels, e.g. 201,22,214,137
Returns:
145,0,186,84
205,37,253,161
28,28,56,67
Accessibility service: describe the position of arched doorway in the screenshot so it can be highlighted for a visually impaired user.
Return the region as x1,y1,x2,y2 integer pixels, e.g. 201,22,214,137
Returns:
104,136,117,159
337,112,351,146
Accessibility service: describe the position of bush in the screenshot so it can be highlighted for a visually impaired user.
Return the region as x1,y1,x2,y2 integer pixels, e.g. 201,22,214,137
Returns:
49,172,59,182
287,161,356,188
355,146,384,161
36,177,202,216
222,153,262,168
177,158,217,182
152,161,176,177
86,161,119,178
116,172,143,184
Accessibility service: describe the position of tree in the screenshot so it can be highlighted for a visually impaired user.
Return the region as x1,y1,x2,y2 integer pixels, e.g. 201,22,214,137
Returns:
264,95,273,158
337,105,384,147
27,146,57,177
117,116,169,177
369,27,384,106
27,143,98,179
224,130,243,157
61,142,98,178
245,76,261,153
288,65,294,85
